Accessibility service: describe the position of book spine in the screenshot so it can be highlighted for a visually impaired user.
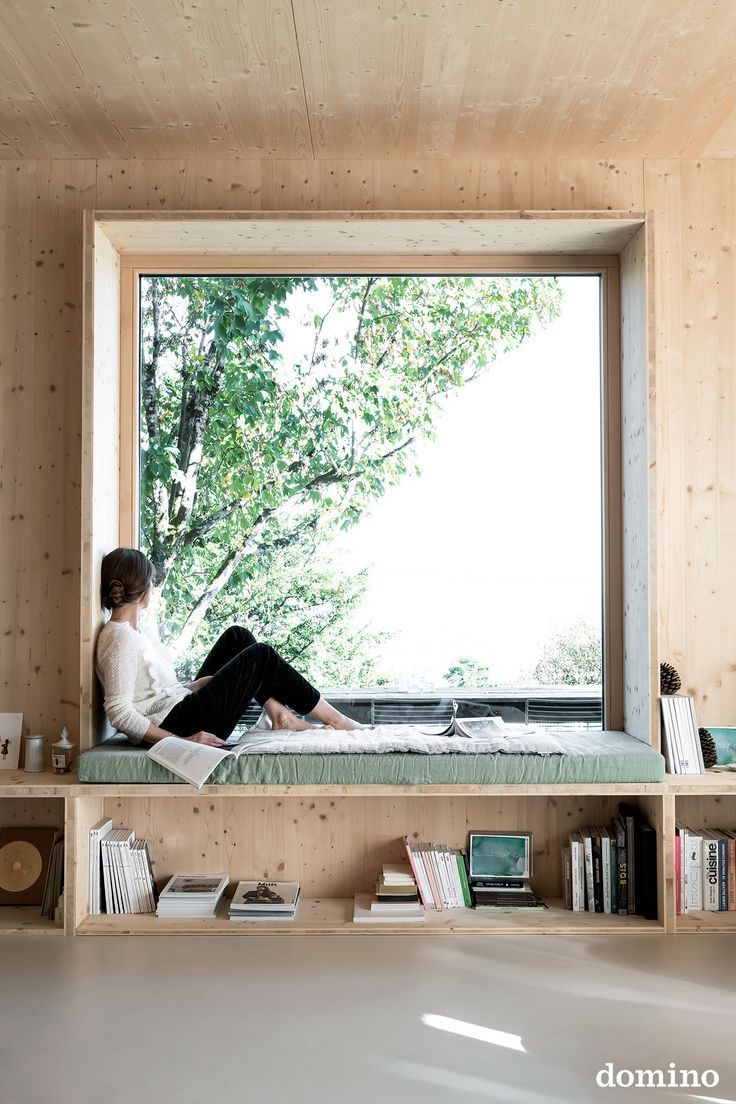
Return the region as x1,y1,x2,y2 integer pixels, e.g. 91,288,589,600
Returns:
620,807,636,914
703,837,720,911
403,837,432,909
609,838,617,915
441,847,459,907
455,851,472,908
728,836,736,911
561,847,572,911
675,832,682,915
614,819,628,916
601,834,611,914
100,839,113,914
421,844,444,910
591,833,603,913
685,832,703,911
433,846,451,908
718,837,728,911
570,836,584,912
583,833,595,913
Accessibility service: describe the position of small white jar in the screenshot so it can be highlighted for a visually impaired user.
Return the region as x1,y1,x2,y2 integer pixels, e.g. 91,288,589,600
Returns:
23,734,45,772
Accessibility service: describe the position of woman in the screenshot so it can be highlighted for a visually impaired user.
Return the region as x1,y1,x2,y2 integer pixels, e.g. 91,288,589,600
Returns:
95,548,359,747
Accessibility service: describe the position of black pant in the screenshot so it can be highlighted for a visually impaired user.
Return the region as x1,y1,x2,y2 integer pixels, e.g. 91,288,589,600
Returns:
161,626,321,741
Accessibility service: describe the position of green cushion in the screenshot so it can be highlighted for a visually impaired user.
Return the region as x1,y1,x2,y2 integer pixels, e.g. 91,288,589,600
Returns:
78,729,664,785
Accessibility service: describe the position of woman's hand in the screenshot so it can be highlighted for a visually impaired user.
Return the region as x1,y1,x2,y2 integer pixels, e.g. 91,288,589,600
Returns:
187,675,214,692
188,730,226,746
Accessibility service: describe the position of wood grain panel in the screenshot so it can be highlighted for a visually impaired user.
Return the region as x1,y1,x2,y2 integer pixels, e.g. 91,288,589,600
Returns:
646,160,736,724
0,160,95,752
92,158,644,213
104,793,628,899
620,227,656,742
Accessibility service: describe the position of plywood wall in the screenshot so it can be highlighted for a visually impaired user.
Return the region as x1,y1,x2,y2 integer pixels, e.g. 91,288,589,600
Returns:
0,157,734,745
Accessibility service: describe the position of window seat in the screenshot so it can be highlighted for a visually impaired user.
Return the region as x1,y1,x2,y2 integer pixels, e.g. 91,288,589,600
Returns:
78,730,664,785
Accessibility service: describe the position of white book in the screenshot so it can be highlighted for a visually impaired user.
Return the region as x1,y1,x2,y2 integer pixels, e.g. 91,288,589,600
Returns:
569,831,585,912
369,898,425,914
353,894,425,923
403,841,433,909
382,864,415,884
100,836,114,914
675,696,704,774
131,842,150,913
702,832,720,911
89,818,113,915
118,830,137,913
103,831,120,913
684,830,706,909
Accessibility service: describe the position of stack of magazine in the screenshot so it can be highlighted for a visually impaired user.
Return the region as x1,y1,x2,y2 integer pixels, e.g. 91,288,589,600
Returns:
89,818,157,914
660,695,705,774
156,873,228,918
228,881,301,922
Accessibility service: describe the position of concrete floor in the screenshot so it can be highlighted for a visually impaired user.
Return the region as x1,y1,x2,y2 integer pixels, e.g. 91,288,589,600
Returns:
1,934,735,1104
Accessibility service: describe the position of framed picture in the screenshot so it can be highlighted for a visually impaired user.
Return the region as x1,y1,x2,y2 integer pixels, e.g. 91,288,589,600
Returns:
468,831,533,880
0,713,23,770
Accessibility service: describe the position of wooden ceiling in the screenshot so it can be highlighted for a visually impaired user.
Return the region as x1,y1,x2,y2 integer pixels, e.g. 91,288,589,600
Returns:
1,0,735,160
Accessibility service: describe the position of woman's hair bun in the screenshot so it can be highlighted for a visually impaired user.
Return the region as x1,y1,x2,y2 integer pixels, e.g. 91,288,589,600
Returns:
100,549,155,611
108,579,126,608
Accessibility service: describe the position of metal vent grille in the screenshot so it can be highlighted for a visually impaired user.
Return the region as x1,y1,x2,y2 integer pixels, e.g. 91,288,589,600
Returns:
524,698,602,729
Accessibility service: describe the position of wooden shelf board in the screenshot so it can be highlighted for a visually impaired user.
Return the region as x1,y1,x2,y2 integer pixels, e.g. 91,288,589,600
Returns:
77,898,662,936
0,771,77,797
666,771,736,795
0,907,64,936
676,911,736,933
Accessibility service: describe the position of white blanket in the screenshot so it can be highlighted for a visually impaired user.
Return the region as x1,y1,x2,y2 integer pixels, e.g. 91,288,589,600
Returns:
232,723,565,757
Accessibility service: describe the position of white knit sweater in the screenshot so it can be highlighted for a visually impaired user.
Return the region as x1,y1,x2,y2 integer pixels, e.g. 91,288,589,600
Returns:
95,619,191,743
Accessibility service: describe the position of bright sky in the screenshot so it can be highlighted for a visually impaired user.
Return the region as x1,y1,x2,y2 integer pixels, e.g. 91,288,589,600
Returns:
319,276,604,687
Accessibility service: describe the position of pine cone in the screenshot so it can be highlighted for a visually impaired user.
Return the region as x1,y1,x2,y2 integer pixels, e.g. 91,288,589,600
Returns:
698,727,718,769
660,662,682,695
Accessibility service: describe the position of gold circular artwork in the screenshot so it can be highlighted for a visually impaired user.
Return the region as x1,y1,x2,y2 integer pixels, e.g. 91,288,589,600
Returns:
0,841,43,892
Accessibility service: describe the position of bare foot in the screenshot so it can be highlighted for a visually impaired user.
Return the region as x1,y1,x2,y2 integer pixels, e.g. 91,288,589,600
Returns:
267,708,318,732
309,697,366,730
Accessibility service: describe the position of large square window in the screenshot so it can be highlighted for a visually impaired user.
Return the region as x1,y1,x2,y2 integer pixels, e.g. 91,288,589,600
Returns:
138,272,604,728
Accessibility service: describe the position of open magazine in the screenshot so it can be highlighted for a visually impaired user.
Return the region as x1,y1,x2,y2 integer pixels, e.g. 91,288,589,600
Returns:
147,736,256,789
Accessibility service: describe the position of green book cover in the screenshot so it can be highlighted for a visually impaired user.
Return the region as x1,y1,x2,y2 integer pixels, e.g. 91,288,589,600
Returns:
455,850,472,907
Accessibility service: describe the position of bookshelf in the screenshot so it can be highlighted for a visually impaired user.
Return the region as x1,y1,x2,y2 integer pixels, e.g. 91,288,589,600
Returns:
0,774,734,936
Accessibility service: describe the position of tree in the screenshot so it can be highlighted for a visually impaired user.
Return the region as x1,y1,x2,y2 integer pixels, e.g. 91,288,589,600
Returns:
532,621,602,686
140,274,562,667
443,656,492,688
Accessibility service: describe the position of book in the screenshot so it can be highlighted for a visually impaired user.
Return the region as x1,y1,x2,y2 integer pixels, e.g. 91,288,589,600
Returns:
456,850,473,908
41,831,64,920
701,832,720,911
618,805,637,914
661,696,705,774
725,830,736,910
369,897,425,914
683,828,703,911
402,837,433,908
157,873,228,917
381,864,415,884
600,827,612,914
613,815,628,916
89,817,113,915
353,893,425,923
580,827,597,913
473,883,545,910
568,830,585,911
146,735,261,788
561,846,572,910
229,881,300,914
